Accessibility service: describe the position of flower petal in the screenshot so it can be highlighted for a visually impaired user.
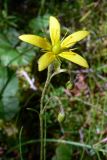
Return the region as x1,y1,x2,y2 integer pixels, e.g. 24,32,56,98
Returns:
38,52,55,71
61,31,89,49
59,51,89,68
49,16,60,46
19,34,51,50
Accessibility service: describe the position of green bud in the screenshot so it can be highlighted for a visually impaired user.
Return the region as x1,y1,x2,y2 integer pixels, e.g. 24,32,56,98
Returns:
66,80,73,90
57,112,65,123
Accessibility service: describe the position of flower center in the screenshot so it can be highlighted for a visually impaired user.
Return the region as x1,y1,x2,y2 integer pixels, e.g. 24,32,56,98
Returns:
52,41,61,55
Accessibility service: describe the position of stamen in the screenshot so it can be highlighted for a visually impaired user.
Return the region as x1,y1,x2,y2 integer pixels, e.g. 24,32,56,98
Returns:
70,47,78,51
61,30,68,42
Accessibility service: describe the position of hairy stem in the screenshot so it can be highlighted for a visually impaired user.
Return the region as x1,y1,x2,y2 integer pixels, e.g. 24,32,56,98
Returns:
40,65,51,160
44,113,47,160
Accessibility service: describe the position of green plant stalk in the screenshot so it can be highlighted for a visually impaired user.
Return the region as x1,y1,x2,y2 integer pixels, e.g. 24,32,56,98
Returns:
44,113,47,160
38,0,45,15
40,65,52,160
19,126,23,160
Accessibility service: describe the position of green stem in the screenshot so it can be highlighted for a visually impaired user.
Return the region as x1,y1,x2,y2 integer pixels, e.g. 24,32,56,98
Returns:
44,113,47,160
40,65,52,160
38,0,45,16
19,126,23,160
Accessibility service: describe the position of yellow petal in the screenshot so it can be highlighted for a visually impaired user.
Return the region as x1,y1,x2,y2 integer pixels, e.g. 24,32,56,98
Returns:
61,31,89,49
19,34,51,50
59,51,89,68
38,52,55,71
49,16,60,46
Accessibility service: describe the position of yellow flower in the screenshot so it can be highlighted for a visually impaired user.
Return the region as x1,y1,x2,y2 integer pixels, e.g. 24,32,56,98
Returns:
19,16,89,71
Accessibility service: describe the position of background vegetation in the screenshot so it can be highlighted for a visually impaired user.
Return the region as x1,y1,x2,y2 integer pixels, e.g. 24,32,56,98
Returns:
0,0,107,159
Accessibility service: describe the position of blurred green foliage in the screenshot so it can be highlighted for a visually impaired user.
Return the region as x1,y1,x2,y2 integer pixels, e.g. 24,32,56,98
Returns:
0,0,107,160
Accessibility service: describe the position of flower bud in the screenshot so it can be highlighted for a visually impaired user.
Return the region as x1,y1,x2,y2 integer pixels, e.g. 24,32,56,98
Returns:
66,80,73,90
57,112,65,123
